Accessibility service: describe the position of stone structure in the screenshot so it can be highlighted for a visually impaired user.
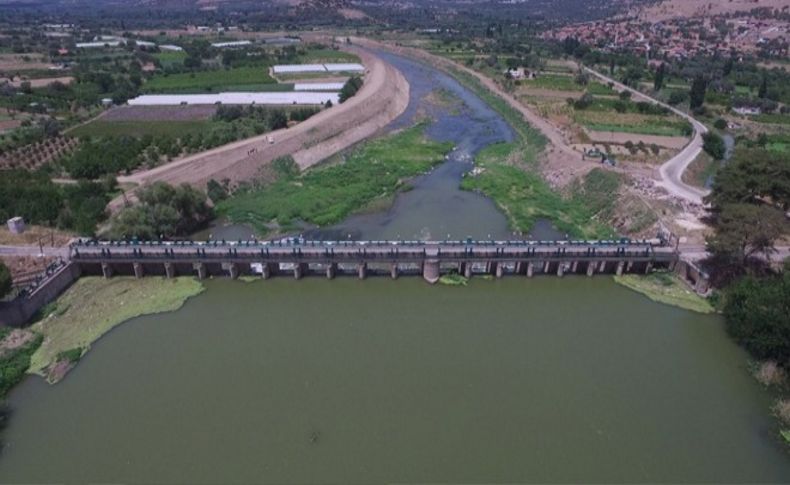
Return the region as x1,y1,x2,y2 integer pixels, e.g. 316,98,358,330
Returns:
70,240,677,285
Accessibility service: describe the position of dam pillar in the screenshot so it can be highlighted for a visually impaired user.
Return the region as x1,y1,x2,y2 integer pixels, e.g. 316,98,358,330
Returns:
586,262,595,277
571,261,578,274
326,263,336,280
261,263,272,280
422,259,440,285
193,262,206,280
222,262,238,279
543,261,550,274
133,262,144,279
164,262,175,279
616,261,625,276
626,261,634,273
101,262,113,279
645,262,653,274
599,260,606,273
527,262,534,278
557,262,565,277
357,262,367,280
495,262,504,279
459,262,466,277
293,263,304,280
390,263,399,280
464,262,472,279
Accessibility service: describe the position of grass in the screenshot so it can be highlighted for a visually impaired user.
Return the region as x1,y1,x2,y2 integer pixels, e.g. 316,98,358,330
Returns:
144,65,276,93
752,113,790,125
614,272,714,314
154,50,187,68
218,124,453,233
575,111,692,137
461,149,619,238
69,120,213,138
28,276,204,382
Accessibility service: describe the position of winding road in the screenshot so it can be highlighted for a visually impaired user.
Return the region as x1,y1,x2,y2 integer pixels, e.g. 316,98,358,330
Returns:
583,66,711,205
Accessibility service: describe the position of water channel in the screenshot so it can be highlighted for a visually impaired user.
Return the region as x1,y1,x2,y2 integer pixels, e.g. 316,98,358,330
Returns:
2,50,790,483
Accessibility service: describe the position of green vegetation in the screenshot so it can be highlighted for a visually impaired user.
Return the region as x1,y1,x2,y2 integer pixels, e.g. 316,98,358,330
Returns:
108,182,213,239
753,113,790,125
0,170,114,235
724,268,790,362
67,106,311,179
462,152,619,238
439,273,469,286
143,65,276,93
574,112,692,137
219,124,452,233
615,273,714,314
339,76,363,103
702,132,726,160
69,120,211,138
0,329,43,399
29,277,204,382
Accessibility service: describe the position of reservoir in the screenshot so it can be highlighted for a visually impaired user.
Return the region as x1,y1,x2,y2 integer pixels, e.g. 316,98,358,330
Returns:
1,50,789,482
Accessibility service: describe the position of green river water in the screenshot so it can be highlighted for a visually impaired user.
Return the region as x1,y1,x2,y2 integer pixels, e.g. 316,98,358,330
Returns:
1,49,789,482
2,278,790,482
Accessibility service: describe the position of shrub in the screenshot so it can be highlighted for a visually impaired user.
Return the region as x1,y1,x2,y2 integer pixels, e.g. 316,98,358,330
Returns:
714,118,728,130
724,272,790,363
702,132,726,160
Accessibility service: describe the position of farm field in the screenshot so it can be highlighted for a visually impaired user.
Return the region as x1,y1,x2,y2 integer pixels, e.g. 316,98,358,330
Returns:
153,50,187,68
574,111,692,137
143,65,277,93
101,105,218,122
68,120,213,138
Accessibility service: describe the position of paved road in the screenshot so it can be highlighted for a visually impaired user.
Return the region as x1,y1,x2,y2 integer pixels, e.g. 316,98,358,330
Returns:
583,67,711,205
0,245,69,258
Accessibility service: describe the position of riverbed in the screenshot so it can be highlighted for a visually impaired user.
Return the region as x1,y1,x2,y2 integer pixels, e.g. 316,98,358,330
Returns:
2,50,789,482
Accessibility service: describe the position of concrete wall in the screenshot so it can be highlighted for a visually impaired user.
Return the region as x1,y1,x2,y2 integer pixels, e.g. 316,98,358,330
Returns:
0,262,81,327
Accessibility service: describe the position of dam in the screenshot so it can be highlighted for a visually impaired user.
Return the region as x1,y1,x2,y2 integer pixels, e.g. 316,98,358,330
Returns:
71,239,677,284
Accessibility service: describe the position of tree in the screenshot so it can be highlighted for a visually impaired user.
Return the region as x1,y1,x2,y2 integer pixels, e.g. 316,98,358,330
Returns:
706,148,790,211
339,76,363,103
724,270,790,362
758,73,768,99
702,132,726,160
689,74,707,110
706,203,786,266
653,62,665,91
0,261,11,299
109,182,213,239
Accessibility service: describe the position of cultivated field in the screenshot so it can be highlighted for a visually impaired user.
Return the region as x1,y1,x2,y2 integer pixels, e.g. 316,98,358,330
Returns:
101,105,218,122
143,66,277,93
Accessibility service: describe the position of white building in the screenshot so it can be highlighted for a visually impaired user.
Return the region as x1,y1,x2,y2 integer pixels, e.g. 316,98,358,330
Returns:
211,40,253,49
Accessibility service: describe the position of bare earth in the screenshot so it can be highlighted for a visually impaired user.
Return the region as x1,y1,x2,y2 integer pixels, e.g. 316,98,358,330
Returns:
111,45,409,210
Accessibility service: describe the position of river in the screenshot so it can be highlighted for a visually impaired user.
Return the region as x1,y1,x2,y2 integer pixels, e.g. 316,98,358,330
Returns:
2,51,789,483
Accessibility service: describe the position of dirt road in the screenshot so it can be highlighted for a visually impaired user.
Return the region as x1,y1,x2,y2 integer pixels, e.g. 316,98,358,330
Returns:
583,67,710,205
110,45,409,211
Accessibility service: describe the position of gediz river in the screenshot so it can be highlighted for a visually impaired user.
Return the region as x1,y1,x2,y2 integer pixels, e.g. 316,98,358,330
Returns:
2,50,789,483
